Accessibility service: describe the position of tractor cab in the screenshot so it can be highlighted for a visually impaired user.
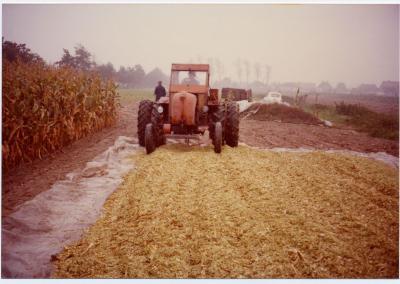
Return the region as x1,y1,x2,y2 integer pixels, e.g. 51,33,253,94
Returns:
169,64,210,94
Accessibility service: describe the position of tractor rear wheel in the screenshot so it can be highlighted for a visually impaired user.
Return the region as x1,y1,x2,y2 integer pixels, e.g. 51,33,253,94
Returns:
145,123,156,154
225,102,239,147
151,105,166,146
214,122,222,153
138,100,154,146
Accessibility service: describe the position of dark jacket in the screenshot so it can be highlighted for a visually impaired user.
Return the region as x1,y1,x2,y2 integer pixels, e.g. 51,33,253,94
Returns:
154,85,166,101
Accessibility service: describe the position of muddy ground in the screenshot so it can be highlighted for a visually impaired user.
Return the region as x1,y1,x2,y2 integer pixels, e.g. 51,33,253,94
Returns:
2,101,399,218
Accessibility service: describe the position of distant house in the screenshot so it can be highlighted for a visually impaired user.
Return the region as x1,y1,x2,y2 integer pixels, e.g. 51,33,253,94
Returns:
317,81,333,94
334,82,349,94
279,82,299,94
264,82,316,95
379,81,399,96
249,80,267,93
354,84,379,95
298,82,316,93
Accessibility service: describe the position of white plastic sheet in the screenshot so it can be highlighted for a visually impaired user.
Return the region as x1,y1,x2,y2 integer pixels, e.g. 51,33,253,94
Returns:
237,98,290,114
323,120,333,127
2,136,139,278
236,100,255,112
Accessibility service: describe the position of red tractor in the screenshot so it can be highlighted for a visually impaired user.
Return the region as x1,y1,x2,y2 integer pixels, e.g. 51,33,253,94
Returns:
137,63,239,154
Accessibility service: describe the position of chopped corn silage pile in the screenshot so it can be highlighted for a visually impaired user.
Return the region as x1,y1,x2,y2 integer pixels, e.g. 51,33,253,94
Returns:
53,145,399,278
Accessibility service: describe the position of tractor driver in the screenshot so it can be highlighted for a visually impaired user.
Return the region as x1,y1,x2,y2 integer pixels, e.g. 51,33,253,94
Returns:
182,71,200,85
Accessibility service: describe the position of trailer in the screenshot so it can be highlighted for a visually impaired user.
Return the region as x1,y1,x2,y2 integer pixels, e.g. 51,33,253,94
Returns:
221,88,252,102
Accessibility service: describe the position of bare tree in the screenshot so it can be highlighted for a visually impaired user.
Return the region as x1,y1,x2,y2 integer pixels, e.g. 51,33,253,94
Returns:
254,62,261,82
264,64,271,85
235,58,243,85
244,60,250,86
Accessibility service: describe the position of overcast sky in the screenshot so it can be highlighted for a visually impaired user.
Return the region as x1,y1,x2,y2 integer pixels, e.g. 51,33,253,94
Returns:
2,4,399,87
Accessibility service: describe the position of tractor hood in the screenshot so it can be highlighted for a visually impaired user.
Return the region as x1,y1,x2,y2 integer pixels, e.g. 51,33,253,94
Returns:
170,92,197,126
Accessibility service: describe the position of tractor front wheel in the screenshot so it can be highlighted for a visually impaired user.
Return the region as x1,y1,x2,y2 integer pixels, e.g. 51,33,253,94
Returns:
209,105,225,143
138,100,154,146
214,122,222,154
151,105,166,146
145,123,156,154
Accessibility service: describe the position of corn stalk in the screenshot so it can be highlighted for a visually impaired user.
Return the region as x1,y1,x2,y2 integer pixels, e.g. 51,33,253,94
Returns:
2,60,118,170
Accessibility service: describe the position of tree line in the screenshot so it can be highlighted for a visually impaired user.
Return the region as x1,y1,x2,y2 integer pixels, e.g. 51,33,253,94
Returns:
2,39,168,88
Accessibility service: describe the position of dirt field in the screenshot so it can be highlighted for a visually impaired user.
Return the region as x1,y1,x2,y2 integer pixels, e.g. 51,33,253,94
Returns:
241,103,322,125
53,145,399,278
307,93,398,115
3,99,398,218
240,119,398,156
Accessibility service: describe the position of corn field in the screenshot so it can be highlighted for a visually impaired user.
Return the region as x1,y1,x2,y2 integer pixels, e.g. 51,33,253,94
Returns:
2,60,118,169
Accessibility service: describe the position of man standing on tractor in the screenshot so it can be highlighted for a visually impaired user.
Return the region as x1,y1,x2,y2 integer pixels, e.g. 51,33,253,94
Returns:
154,81,166,101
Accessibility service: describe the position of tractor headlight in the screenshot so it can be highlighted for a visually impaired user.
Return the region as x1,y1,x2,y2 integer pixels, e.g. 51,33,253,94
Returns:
202,106,209,113
157,106,164,114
